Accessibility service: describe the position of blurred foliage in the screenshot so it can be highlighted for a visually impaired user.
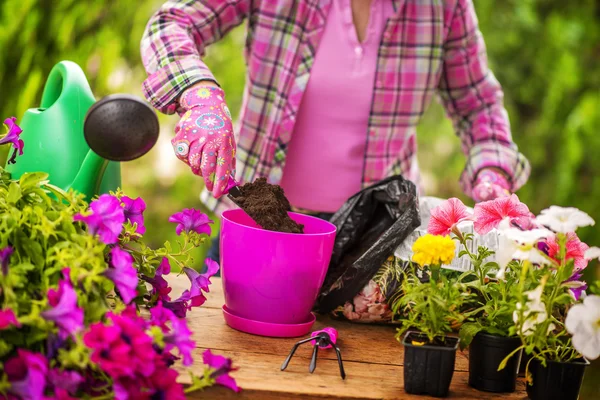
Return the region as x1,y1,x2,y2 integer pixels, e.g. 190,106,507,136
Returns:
0,0,598,396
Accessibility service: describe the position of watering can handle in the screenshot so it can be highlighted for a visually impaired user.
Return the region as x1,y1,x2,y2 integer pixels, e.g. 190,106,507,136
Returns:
40,61,95,110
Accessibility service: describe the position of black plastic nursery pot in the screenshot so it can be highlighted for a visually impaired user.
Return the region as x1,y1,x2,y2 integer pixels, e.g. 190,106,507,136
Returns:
526,357,589,400
402,331,459,398
468,332,522,393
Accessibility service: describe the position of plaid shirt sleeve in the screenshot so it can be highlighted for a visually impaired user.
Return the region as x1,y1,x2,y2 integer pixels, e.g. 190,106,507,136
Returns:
140,0,249,115
437,0,530,196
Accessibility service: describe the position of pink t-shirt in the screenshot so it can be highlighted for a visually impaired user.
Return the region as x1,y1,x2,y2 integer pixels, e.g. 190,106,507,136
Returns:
280,0,394,213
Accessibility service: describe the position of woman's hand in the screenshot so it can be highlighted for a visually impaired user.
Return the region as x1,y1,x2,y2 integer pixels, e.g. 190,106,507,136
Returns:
471,168,511,203
172,84,236,198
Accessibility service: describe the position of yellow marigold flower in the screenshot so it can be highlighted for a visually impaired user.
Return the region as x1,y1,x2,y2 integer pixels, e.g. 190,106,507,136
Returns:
411,234,456,267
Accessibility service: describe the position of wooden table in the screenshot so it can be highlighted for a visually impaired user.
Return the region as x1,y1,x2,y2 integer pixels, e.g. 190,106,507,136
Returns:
171,276,527,399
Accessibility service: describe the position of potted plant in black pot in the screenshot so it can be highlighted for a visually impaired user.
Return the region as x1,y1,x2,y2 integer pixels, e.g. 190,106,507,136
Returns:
422,196,537,393
392,233,474,398
500,205,600,400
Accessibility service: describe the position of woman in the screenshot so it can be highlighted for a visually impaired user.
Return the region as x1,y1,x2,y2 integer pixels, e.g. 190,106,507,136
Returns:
141,0,530,261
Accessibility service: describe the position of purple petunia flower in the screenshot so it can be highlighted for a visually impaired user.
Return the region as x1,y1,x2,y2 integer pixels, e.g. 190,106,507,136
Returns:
0,245,13,276
565,272,588,300
4,349,48,400
202,349,240,392
105,247,138,304
48,368,83,396
1,117,24,165
150,302,195,366
121,196,146,235
142,257,172,302
41,269,84,339
168,208,212,236
0,308,20,330
74,194,125,244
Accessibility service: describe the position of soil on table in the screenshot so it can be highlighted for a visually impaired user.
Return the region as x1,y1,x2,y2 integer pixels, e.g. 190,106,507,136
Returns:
234,178,304,234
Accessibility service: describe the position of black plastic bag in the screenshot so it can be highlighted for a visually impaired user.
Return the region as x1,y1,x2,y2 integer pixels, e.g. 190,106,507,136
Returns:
314,175,421,314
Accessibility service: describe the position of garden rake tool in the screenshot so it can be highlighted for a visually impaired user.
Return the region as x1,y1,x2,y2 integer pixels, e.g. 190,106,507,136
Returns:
280,327,346,379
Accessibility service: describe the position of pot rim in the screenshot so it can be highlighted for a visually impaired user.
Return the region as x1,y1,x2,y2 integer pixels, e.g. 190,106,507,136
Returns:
402,331,459,351
473,331,522,344
530,357,590,367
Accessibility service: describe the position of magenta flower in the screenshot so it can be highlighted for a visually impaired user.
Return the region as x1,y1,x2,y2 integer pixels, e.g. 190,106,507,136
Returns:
0,308,20,330
84,310,156,379
142,257,173,301
1,245,13,276
427,198,472,236
545,232,590,272
168,208,213,236
4,349,48,400
74,194,125,244
122,196,146,235
473,194,531,235
105,247,138,304
146,368,186,400
155,304,195,366
41,269,84,339
1,117,24,165
83,322,134,378
48,369,83,396
202,349,240,392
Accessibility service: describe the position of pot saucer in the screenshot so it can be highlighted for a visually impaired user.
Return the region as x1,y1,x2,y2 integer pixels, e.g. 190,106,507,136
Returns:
222,306,316,338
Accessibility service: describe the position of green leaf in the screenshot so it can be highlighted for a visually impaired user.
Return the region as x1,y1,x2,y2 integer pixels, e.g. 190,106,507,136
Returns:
459,322,484,349
19,172,49,190
6,182,21,204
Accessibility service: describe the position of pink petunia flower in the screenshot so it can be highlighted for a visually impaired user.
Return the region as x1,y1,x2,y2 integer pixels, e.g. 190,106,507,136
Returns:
168,208,213,236
0,245,13,276
74,194,125,244
121,196,146,235
1,117,24,165
544,232,590,272
41,269,84,339
0,308,20,330
203,349,240,392
474,194,532,235
105,247,138,304
427,198,472,236
4,349,48,400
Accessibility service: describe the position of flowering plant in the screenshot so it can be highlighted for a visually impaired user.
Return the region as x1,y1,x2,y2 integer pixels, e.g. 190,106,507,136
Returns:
392,233,474,345
422,194,600,375
0,161,239,399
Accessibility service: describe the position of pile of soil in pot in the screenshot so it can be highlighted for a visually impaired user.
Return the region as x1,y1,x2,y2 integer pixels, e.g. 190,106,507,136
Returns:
233,178,304,234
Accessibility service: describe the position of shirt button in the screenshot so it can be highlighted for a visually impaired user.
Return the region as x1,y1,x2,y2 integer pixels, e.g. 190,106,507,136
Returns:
377,80,383,86
355,47,363,56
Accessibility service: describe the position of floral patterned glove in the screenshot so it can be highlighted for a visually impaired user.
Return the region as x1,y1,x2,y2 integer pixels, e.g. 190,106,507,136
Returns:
471,169,511,203
172,86,236,198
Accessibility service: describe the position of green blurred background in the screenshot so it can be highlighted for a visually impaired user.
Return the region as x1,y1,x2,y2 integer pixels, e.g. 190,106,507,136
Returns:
0,0,598,396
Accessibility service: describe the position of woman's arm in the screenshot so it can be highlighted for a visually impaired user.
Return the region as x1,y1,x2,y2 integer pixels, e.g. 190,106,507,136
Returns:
436,0,530,197
141,0,249,115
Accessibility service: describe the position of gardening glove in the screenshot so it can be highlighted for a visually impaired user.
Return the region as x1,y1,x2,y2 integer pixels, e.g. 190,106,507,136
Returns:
172,85,236,198
471,169,511,203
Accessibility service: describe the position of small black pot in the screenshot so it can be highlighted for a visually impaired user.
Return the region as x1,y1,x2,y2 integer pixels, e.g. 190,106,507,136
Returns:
402,331,459,398
526,357,589,400
468,332,522,393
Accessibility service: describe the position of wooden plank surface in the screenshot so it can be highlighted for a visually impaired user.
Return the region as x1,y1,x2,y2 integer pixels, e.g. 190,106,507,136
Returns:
170,275,527,399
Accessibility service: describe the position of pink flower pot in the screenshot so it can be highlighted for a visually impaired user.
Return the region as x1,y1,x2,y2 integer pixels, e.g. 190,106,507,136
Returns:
220,209,336,330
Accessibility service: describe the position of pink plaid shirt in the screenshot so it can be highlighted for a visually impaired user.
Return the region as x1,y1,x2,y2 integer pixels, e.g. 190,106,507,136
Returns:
141,0,530,215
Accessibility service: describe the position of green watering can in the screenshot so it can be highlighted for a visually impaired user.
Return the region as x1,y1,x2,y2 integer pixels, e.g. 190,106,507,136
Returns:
5,60,159,199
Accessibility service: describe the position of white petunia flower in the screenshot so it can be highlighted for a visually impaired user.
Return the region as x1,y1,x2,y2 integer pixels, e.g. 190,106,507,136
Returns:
513,285,555,336
536,206,595,233
494,224,553,278
565,295,600,360
585,247,600,261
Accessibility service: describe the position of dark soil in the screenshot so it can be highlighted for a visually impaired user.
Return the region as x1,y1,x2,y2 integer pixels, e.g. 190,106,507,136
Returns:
234,178,304,234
